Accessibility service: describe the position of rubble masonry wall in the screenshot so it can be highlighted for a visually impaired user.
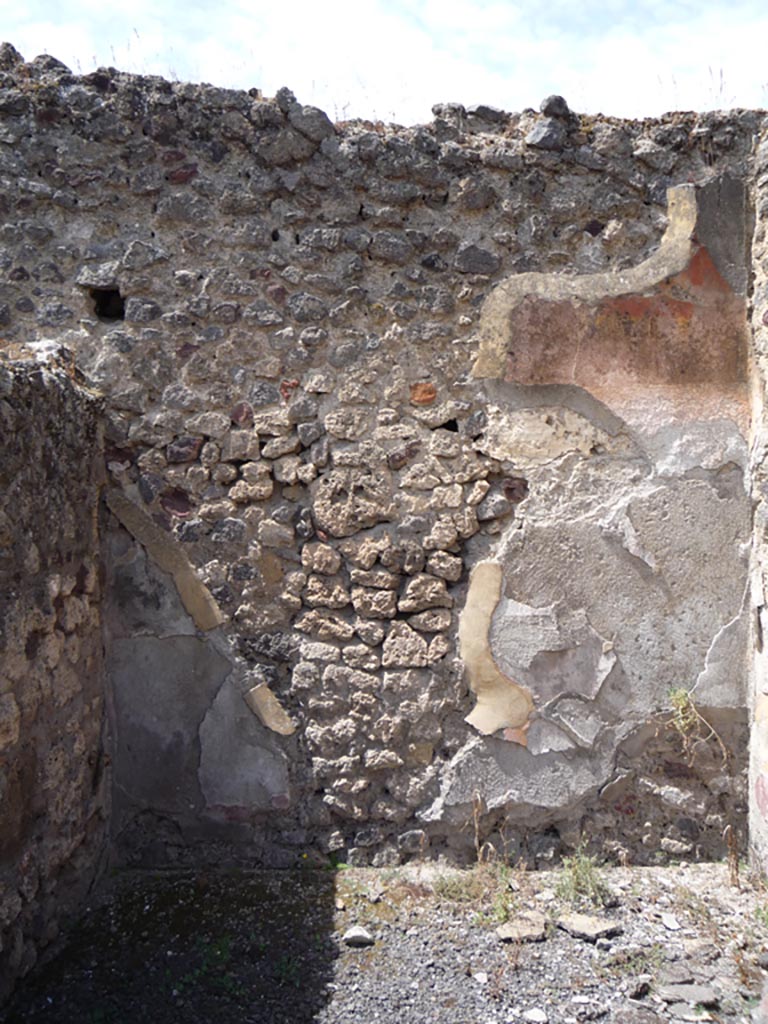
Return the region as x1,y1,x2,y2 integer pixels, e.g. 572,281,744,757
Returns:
0,359,107,1001
0,42,765,891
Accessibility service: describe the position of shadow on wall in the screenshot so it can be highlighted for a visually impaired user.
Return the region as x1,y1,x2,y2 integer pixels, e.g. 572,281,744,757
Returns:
103,515,296,867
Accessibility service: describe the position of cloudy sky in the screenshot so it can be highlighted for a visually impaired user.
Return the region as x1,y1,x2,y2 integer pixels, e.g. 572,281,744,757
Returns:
6,1,768,125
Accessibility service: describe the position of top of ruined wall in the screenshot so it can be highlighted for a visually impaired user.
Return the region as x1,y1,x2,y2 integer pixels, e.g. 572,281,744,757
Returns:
0,42,762,315
0,41,764,425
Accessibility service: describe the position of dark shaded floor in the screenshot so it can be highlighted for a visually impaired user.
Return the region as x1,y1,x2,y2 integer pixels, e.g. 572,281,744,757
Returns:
2,870,338,1024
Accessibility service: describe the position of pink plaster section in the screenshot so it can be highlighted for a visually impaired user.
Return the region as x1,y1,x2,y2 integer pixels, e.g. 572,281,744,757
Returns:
503,246,749,432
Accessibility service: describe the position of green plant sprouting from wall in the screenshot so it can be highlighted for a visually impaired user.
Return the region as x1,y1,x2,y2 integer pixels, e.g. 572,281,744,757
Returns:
659,686,729,767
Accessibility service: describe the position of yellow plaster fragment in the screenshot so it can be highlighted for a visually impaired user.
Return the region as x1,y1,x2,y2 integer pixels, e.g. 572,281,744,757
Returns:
244,684,297,736
459,561,534,735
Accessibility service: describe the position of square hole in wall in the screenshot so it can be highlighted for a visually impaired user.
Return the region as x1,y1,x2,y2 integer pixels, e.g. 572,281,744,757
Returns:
89,287,125,322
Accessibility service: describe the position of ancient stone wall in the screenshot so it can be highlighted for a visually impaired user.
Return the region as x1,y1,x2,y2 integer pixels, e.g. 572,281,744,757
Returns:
0,357,107,1001
0,41,763,873
748,135,768,871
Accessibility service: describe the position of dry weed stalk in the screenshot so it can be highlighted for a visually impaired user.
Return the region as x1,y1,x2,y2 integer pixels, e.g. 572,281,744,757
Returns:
724,824,740,889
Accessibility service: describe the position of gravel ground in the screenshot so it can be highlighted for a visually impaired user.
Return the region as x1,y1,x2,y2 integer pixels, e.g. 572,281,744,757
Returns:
3,860,768,1024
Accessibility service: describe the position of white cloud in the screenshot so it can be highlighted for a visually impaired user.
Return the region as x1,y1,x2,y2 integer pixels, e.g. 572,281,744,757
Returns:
4,0,768,124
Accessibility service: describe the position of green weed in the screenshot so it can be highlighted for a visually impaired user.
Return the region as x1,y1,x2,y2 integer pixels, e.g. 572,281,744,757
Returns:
556,845,613,908
660,687,728,766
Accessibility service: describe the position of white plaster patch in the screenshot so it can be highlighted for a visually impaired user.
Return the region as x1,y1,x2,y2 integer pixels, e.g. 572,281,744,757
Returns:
526,717,576,755
550,698,604,749
199,681,290,812
599,504,658,573
646,419,748,477
691,589,749,709
490,596,615,707
476,405,616,469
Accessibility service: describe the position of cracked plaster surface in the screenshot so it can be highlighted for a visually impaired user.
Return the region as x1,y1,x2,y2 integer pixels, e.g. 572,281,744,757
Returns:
104,516,293,839
451,176,751,825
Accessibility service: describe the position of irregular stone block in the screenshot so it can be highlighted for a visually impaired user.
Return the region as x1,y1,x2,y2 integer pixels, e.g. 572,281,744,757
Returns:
540,94,571,118
496,911,547,943
364,749,404,770
258,519,294,547
303,575,351,609
273,455,301,484
382,622,428,668
75,260,119,288
295,610,356,641
287,291,328,323
342,644,381,670
370,230,413,264
354,619,386,646
221,431,261,462
324,407,370,441
301,542,342,575
398,573,453,613
556,913,623,942
210,517,247,543
525,118,566,151
261,433,300,459
312,468,394,538
427,634,450,662
351,586,398,619
322,664,379,692
166,435,203,463
408,608,452,633
124,297,162,322
454,241,500,275
349,568,400,590
426,551,463,581
288,103,334,142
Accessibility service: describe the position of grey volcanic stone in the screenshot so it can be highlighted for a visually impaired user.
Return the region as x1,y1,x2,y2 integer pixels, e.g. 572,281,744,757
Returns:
454,242,500,275
289,103,335,142
125,298,162,322
250,381,281,407
525,118,566,150
287,292,328,322
540,94,571,118
467,103,506,123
